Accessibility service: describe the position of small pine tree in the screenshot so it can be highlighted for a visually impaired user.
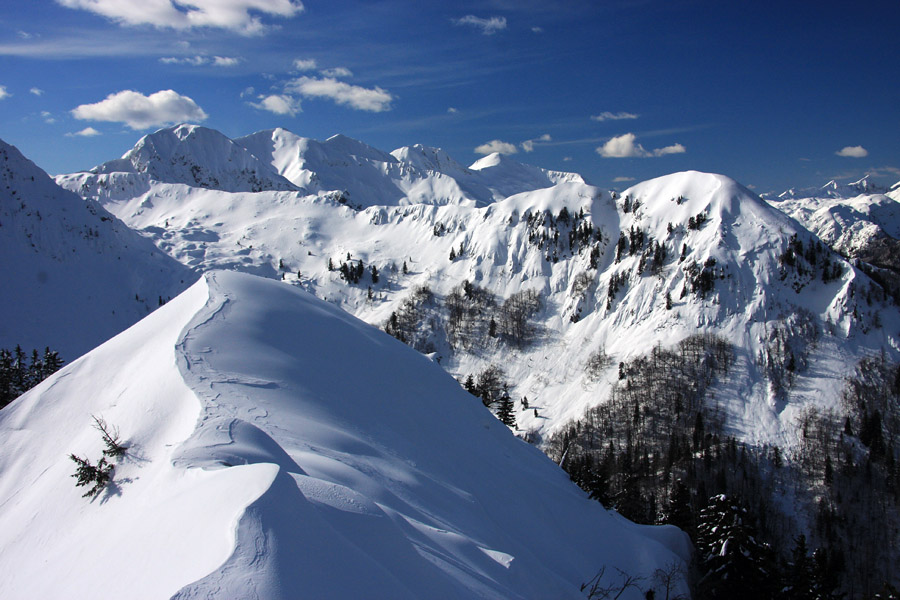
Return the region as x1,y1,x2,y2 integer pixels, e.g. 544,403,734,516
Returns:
69,454,114,498
449,247,456,261
402,260,408,274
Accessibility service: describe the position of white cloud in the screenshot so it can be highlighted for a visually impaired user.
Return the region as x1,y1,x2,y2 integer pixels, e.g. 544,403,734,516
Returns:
591,111,639,122
596,133,686,158
30,87,44,96
562,156,572,161
292,58,317,71
56,0,304,35
66,127,102,137
613,176,635,182
0,86,9,100
240,86,255,98
836,145,868,158
447,107,459,114
474,139,517,155
160,55,240,67
453,15,507,35
212,56,240,67
71,89,208,129
286,76,392,112
654,143,686,156
41,111,56,123
531,26,543,33
251,94,300,116
17,30,33,39
320,67,352,78
521,133,551,152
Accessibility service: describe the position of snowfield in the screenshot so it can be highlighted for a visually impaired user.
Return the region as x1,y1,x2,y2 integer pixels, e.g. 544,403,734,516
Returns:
0,271,689,599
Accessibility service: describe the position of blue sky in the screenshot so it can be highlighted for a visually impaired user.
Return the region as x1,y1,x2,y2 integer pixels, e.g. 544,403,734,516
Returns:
0,0,898,193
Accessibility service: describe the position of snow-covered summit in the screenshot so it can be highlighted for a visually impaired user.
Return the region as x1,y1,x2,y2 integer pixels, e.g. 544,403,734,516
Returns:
0,270,688,599
91,124,298,193
774,175,885,201
0,137,192,359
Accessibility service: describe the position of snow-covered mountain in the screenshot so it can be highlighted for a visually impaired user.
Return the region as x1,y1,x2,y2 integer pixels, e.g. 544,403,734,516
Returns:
82,124,299,193
55,125,899,452
60,125,585,209
772,175,886,201
0,138,193,359
0,270,689,599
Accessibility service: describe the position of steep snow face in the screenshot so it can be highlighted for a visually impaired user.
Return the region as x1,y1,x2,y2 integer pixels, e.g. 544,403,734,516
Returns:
0,271,689,600
0,138,193,359
89,124,298,193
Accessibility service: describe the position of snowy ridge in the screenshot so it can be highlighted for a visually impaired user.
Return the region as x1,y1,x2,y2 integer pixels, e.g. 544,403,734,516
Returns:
86,125,298,193
0,271,688,599
0,137,193,359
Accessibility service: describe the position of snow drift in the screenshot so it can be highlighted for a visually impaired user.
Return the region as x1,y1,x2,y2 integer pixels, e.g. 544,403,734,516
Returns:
0,270,688,599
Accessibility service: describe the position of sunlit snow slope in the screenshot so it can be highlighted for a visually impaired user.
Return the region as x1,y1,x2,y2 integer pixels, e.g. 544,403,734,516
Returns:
0,270,688,600
0,138,193,359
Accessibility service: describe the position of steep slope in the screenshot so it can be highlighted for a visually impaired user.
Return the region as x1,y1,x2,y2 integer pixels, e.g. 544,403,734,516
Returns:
0,270,689,599
0,138,193,359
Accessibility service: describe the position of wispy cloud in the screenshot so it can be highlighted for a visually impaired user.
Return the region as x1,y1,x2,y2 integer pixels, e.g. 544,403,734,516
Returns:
0,86,9,100
55,0,305,35
531,26,543,33
250,94,301,116
320,67,352,78
453,15,507,35
836,145,868,158
285,76,392,112
41,111,56,123
475,139,517,155
596,133,685,158
591,111,639,122
612,176,635,182
72,89,208,129
160,55,241,67
66,126,102,137
447,107,459,114
29,87,44,96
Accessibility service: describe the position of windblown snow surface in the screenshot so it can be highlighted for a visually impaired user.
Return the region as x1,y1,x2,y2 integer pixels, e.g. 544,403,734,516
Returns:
0,271,688,600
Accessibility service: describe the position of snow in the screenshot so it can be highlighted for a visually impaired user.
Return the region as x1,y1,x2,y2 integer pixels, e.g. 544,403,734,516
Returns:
52,127,900,455
0,270,689,599
0,137,193,359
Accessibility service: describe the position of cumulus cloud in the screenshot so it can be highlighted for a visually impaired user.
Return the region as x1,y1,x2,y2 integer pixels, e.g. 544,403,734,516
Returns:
836,145,868,158
71,89,208,129
160,55,240,67
320,67,352,78
0,86,9,100
285,76,392,112
292,58,317,71
453,15,507,35
596,133,686,158
591,111,639,122
41,111,56,123
474,139,517,155
66,127,102,137
55,0,304,35
30,87,44,96
251,94,300,116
